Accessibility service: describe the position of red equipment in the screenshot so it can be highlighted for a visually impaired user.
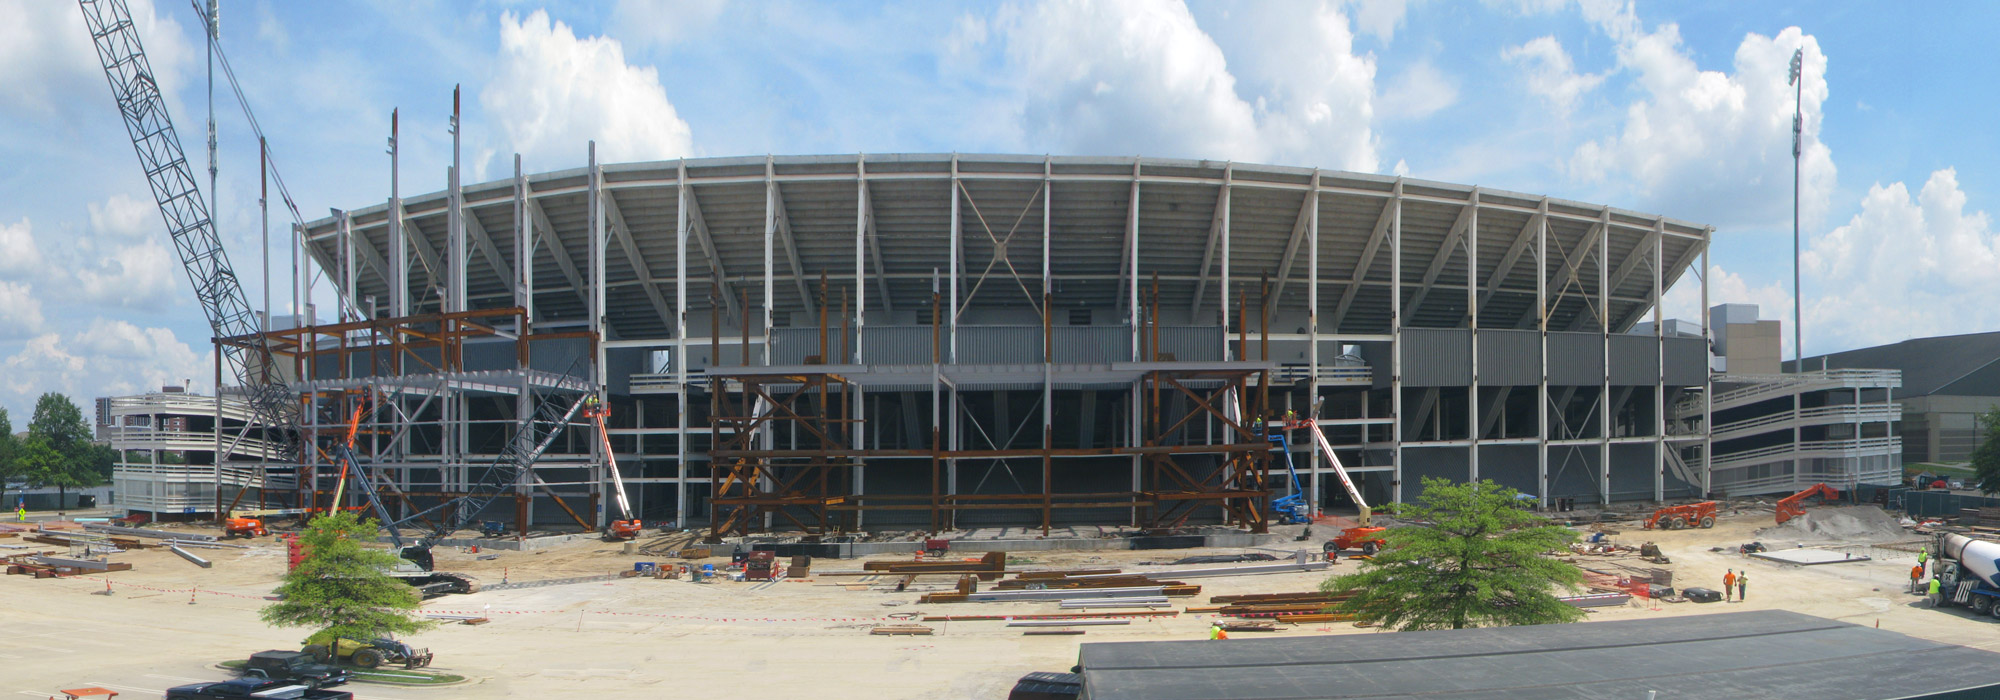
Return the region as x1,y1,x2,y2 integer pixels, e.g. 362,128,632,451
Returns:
1323,526,1388,556
1775,483,1841,525
223,517,268,538
585,400,643,539
744,551,777,581
1643,501,1719,530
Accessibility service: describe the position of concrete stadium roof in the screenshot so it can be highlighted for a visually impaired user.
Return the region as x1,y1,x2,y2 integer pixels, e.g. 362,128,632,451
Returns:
302,154,1710,340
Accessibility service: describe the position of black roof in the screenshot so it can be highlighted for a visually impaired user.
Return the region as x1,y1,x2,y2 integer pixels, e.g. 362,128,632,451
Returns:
1791,330,2000,397
1075,610,2000,700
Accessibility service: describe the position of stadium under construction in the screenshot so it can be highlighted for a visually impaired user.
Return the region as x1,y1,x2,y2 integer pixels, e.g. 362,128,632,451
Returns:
155,150,1753,539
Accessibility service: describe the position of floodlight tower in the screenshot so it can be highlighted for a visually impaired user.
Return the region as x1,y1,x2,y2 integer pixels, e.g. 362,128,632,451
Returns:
1789,48,1804,372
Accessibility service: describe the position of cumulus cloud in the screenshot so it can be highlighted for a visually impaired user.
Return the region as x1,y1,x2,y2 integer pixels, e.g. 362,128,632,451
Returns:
1377,61,1457,120
0,0,198,128
1501,36,1603,117
1568,8,1833,230
74,238,179,311
0,319,208,413
87,193,155,241
0,217,45,277
949,0,1379,172
1344,0,1408,42
610,0,729,48
0,280,46,337
1801,169,2000,351
480,10,695,171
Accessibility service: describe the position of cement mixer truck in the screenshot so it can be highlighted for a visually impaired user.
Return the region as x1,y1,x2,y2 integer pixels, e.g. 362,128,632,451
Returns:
1932,533,2000,618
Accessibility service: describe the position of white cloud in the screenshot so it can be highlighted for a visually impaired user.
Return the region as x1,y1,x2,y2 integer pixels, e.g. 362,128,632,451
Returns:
610,0,729,48
0,280,46,337
87,193,155,241
0,217,45,277
1568,11,1834,230
74,238,179,311
1344,0,1408,42
0,319,207,412
1801,168,2000,352
0,0,198,127
953,0,1379,172
480,10,695,171
1501,35,1603,117
1377,61,1457,120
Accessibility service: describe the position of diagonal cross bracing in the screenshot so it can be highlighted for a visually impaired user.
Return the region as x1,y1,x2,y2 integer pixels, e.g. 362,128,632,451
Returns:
768,182,816,316
1266,185,1317,324
679,186,740,317
1465,202,1546,327
1330,196,1395,330
462,207,514,295
1403,195,1478,321
602,190,678,331
528,198,591,311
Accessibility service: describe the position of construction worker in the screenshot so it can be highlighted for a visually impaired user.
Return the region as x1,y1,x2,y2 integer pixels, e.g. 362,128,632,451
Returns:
1208,623,1228,640
1919,547,1929,567
1928,576,1943,607
1737,570,1748,602
1911,564,1926,594
1723,569,1736,602
14,504,25,522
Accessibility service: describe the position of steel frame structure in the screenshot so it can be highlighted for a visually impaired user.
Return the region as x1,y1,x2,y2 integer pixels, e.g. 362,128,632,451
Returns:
284,153,1713,535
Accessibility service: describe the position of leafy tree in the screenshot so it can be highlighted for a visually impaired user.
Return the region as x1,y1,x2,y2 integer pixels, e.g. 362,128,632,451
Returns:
28,393,91,456
0,407,17,509
1322,477,1586,630
1971,406,2000,495
261,511,434,644
19,435,89,507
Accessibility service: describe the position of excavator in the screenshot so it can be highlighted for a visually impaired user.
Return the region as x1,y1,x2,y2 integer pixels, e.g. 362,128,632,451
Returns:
584,397,644,540
1775,483,1842,525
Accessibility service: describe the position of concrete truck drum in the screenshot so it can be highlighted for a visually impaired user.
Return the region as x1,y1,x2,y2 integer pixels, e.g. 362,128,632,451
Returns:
1934,533,2000,618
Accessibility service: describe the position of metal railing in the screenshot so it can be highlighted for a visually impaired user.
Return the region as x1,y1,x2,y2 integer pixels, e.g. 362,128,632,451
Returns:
1707,436,1901,471
1708,403,1902,441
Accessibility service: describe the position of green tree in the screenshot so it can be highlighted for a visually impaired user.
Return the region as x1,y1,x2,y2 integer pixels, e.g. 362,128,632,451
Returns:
0,407,18,510
1970,406,2000,495
24,393,102,506
19,435,89,507
261,511,434,644
1322,477,1586,630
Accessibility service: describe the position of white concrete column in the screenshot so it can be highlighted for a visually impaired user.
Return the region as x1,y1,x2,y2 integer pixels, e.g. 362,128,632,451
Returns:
1536,199,1549,505
1390,179,1404,504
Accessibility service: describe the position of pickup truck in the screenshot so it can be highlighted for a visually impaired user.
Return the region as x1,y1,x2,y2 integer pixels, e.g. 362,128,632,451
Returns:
165,678,353,700
241,650,348,688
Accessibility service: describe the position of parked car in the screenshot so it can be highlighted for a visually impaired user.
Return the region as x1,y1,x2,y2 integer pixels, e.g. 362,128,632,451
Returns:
241,650,349,688
165,678,352,700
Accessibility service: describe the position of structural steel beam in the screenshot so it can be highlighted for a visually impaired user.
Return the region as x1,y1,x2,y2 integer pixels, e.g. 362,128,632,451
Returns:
462,208,515,295
769,182,817,316
1465,202,1546,327
1403,196,1478,320
527,198,592,311
602,190,680,330
1190,165,1232,318
1266,186,1317,324
861,180,893,312
1521,221,1603,330
680,186,741,317
1330,197,1396,330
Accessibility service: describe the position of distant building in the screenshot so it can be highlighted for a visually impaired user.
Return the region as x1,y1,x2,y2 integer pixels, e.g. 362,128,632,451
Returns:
1792,331,2000,463
98,387,279,518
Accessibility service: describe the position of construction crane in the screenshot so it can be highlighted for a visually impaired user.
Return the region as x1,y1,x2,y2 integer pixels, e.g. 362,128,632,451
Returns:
77,0,297,447
584,397,644,540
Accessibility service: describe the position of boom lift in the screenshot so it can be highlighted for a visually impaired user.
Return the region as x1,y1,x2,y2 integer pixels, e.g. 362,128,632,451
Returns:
1263,430,1310,525
1775,482,1841,525
1643,501,1718,530
584,397,644,540
1265,415,1372,528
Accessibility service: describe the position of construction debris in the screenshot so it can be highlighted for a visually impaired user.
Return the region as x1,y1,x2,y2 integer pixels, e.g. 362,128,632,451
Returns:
81,523,217,541
869,625,934,636
1061,560,1328,580
1007,619,1129,627
922,611,1179,622
167,544,212,568
922,584,1200,604
1058,596,1171,609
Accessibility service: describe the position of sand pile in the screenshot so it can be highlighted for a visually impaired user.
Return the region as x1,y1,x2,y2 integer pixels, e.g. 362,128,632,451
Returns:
1754,505,1907,543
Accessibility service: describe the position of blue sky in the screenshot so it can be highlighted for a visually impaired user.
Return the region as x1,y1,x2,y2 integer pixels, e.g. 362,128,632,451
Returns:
2,0,1998,421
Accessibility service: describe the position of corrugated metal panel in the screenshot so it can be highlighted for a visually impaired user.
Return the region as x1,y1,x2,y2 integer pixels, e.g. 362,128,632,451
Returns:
962,327,1044,364
1402,328,1470,386
1055,326,1131,364
866,326,933,364
1476,329,1539,386
1609,334,1660,385
1547,332,1605,385
1156,326,1224,362
1664,336,1708,386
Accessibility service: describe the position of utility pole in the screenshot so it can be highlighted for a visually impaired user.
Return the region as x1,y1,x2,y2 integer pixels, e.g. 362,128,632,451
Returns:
1789,48,1804,372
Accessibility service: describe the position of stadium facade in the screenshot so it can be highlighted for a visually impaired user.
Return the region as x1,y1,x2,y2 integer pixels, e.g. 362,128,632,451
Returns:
220,153,1725,537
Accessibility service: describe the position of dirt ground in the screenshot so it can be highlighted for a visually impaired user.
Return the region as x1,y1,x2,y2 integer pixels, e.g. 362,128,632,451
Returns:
7,510,2000,699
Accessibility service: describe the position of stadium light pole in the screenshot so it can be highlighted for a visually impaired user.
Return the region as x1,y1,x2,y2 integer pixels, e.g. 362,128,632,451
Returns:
1788,48,1804,373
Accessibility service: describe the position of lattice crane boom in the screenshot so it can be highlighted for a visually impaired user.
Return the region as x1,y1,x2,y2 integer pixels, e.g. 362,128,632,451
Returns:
78,0,296,441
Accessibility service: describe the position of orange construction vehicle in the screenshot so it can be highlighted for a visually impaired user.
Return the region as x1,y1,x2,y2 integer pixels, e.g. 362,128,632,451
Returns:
1775,483,1841,525
1643,501,1718,530
1323,525,1388,556
223,516,269,538
585,397,644,540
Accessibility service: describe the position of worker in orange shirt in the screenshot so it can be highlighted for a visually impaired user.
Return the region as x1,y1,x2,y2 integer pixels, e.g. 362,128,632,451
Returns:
1911,564,1925,594
1723,569,1736,602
